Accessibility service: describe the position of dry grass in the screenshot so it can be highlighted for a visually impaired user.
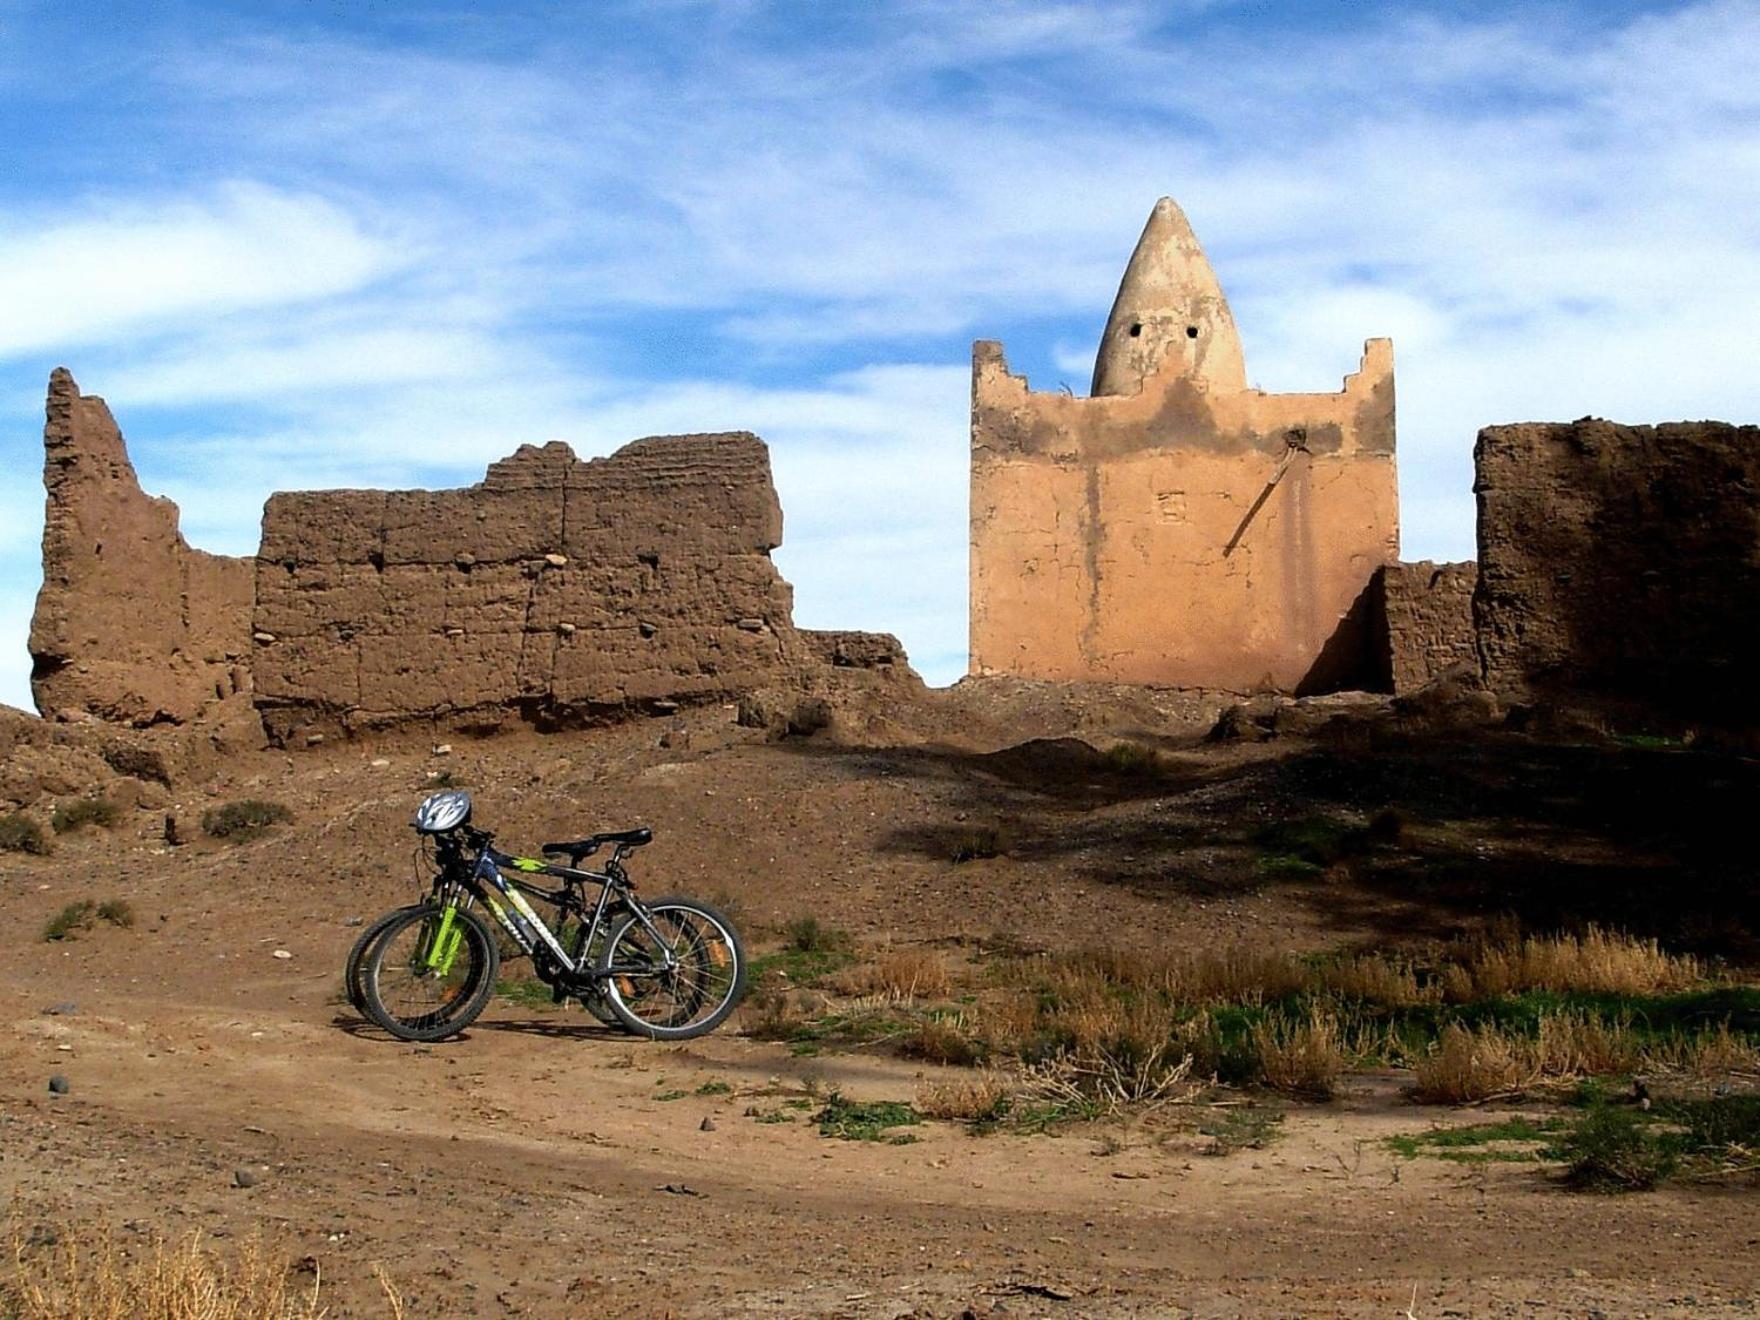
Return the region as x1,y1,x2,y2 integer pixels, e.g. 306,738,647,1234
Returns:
1317,955,1436,1007
1020,1043,1199,1115
916,1070,1014,1121
1017,944,1307,1005
831,947,952,1001
1250,1009,1347,1099
1410,1023,1540,1103
5,1220,325,1320
1446,926,1702,1000
902,1015,984,1066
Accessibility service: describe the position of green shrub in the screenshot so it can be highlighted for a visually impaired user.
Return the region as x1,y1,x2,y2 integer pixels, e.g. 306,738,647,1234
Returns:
814,1093,921,1142
51,797,121,834
201,800,293,841
0,812,50,855
96,899,135,929
1555,1105,1677,1192
1102,742,1164,776
948,826,1006,863
783,916,851,954
43,901,96,942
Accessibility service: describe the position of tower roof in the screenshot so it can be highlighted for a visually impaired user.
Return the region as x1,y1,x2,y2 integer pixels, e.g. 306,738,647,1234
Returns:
1091,197,1247,398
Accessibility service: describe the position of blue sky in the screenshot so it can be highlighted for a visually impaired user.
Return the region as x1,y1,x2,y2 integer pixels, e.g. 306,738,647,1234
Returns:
2,0,1757,710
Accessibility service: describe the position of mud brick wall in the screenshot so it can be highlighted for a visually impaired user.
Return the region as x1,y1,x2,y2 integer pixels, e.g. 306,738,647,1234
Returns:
29,370,254,727
253,435,808,740
1474,419,1760,726
1375,560,1478,694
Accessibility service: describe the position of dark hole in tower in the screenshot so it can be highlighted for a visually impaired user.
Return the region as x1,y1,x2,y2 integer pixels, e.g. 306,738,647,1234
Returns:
1186,325,1199,338
1128,323,1142,338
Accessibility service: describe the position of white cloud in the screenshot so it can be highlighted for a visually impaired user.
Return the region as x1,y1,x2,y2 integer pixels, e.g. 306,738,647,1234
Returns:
3,0,1758,706
0,182,398,358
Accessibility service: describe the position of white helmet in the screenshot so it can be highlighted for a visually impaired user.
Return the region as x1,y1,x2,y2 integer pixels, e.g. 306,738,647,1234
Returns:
412,790,472,834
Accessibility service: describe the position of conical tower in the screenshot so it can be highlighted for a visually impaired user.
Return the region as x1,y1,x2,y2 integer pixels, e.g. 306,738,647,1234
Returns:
1090,197,1247,397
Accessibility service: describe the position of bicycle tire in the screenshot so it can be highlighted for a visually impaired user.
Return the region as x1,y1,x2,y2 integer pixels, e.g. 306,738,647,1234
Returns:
596,897,746,1041
362,904,500,1042
345,904,428,1011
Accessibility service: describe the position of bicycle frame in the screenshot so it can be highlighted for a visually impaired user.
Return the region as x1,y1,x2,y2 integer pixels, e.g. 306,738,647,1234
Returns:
425,833,680,985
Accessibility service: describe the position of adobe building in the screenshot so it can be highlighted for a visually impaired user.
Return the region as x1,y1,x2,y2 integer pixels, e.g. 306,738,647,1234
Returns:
969,198,1400,692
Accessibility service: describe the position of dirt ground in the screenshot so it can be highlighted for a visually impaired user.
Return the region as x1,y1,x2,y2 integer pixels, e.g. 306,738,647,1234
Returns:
3,702,1757,1317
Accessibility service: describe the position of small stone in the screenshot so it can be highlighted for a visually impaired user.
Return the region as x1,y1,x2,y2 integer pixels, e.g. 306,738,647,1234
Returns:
699,1116,717,1132
370,758,390,768
272,949,293,960
638,621,657,638
444,627,466,639
252,632,276,644
344,916,364,927
233,1168,260,1188
544,553,568,567
305,732,325,746
736,617,765,632
47,1075,69,1095
44,1002,77,1016
163,811,190,846
432,743,453,756
454,552,476,568
556,622,576,636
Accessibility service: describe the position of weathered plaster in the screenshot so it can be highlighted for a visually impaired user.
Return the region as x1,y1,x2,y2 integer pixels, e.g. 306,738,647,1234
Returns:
970,200,1399,692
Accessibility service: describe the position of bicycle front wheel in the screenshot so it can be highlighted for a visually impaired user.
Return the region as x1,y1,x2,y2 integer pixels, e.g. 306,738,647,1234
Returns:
362,904,499,1042
345,903,428,1011
596,897,746,1041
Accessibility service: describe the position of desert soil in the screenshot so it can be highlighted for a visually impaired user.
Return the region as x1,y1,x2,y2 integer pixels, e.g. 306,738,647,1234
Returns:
3,707,1757,1317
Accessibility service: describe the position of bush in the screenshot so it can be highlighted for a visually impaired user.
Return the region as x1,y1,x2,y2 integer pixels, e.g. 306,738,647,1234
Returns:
96,899,134,929
0,813,50,855
782,916,851,954
201,799,293,841
51,798,121,834
1102,742,1164,776
42,902,96,942
948,826,1006,863
1557,1104,1677,1192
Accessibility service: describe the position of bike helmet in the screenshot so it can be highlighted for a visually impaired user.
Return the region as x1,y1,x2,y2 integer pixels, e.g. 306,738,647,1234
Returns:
412,790,472,834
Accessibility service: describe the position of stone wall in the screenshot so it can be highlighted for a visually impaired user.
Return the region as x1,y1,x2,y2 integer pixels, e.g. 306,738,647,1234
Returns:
28,370,255,727
1474,419,1760,726
253,435,810,740
1375,560,1478,694
970,201,1398,694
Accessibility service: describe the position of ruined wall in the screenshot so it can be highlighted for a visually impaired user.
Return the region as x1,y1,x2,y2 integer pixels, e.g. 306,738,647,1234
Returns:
970,199,1399,693
29,370,255,727
1374,560,1478,694
253,435,810,740
1474,419,1760,726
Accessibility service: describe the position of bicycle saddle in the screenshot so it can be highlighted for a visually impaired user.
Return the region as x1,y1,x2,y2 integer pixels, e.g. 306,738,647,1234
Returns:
541,827,653,865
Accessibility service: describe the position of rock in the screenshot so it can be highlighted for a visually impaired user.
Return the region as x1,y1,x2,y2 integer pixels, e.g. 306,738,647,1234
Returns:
305,733,325,746
272,949,293,960
43,1002,77,1016
556,622,576,636
544,552,568,567
163,811,191,846
29,371,255,727
253,632,277,644
370,757,390,768
232,1167,260,1188
47,1074,69,1095
344,916,364,927
432,744,453,757
699,1116,717,1132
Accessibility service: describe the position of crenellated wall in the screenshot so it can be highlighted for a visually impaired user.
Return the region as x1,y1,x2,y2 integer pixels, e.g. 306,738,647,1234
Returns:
969,198,1399,694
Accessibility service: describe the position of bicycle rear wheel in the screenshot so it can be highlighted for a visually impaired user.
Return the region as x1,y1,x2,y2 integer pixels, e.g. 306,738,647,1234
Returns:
362,904,499,1042
596,897,746,1041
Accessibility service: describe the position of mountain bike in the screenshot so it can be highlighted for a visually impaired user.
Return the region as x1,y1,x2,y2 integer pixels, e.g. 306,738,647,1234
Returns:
355,790,746,1043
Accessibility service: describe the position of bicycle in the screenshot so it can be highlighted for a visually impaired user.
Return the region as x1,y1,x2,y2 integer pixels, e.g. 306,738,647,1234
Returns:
355,790,746,1042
